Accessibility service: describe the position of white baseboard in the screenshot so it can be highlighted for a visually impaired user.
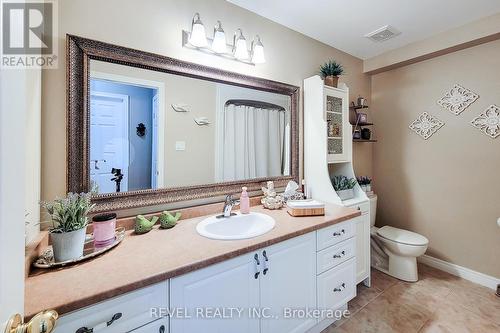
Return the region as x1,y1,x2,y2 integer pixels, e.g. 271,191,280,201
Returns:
418,254,500,291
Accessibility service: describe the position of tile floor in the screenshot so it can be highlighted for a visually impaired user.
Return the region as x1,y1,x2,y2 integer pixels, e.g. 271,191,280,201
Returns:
323,264,500,333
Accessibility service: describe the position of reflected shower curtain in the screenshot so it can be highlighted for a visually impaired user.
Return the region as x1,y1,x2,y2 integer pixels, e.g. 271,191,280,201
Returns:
222,105,286,181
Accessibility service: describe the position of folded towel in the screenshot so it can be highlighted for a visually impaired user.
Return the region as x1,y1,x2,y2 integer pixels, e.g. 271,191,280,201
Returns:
287,200,325,209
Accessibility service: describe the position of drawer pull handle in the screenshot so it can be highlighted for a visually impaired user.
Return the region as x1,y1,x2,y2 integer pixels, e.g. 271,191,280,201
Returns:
160,324,165,333
333,283,346,292
333,250,345,259
262,250,269,275
357,207,361,211
76,312,122,333
254,253,260,279
333,229,345,236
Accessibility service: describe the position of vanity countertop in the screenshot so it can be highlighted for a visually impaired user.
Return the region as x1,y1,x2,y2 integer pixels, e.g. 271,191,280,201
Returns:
25,204,360,319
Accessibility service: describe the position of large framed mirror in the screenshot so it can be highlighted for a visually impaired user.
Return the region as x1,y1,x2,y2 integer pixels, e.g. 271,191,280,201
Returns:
67,35,299,212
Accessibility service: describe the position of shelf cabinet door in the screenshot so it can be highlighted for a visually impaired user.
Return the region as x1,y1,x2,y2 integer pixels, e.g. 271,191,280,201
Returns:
324,87,351,163
355,214,371,284
260,233,317,333
170,253,260,333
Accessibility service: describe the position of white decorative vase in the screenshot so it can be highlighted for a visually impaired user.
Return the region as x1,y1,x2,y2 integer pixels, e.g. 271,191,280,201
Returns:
50,227,87,262
336,189,354,201
360,185,367,192
366,184,372,192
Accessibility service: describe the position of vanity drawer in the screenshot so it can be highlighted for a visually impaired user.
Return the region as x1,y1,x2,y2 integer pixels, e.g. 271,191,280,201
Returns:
317,220,355,251
55,281,168,333
316,237,356,275
130,317,168,333
317,258,356,312
349,201,369,215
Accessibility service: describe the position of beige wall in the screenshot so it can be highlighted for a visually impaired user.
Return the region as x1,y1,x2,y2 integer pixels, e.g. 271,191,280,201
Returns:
371,39,500,277
42,0,371,207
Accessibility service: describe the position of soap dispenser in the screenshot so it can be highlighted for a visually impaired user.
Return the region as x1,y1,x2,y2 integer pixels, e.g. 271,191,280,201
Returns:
240,186,250,214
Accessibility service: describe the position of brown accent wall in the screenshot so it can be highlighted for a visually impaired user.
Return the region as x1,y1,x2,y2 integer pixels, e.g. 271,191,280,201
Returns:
371,39,500,277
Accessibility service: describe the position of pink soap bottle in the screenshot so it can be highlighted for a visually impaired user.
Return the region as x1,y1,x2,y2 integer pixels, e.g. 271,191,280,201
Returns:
240,186,250,214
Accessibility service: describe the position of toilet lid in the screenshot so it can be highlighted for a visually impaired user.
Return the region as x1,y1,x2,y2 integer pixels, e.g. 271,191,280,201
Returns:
376,226,429,246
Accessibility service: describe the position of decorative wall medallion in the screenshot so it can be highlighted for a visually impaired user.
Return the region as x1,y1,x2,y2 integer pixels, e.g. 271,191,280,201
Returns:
471,104,500,139
437,84,479,115
409,112,444,140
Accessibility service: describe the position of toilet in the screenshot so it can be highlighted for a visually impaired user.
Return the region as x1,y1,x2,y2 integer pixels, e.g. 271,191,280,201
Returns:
369,194,429,282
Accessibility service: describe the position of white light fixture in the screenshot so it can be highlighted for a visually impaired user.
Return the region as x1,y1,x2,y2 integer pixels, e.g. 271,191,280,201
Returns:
182,14,264,65
251,35,265,64
233,29,249,60
211,21,227,53
188,13,208,47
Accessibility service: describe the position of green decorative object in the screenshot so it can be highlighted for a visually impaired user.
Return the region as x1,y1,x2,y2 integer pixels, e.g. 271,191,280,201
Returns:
160,211,181,229
134,215,158,234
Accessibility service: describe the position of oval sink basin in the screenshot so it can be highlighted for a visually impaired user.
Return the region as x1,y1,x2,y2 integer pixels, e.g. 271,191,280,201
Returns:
196,212,276,240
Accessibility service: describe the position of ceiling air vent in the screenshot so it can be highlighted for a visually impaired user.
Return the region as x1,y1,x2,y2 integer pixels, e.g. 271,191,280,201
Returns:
365,25,401,42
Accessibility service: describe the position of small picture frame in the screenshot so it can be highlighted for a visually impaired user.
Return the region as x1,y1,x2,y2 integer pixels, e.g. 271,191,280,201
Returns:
357,113,367,123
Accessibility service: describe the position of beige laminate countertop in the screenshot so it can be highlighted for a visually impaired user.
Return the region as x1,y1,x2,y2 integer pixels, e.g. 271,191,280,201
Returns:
25,204,360,319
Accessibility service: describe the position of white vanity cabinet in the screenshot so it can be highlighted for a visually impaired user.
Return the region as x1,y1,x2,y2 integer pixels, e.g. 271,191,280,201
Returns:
170,233,317,333
54,281,168,333
53,218,358,333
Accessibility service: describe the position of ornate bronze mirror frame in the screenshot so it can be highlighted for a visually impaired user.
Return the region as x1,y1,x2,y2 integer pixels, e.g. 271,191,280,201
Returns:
67,35,299,212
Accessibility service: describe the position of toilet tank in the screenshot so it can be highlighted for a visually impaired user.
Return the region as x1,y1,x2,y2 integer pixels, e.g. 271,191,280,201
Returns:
369,194,377,227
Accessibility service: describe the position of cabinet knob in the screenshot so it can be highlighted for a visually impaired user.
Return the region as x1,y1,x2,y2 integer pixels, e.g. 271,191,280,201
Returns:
333,250,345,259
333,283,346,292
333,229,345,236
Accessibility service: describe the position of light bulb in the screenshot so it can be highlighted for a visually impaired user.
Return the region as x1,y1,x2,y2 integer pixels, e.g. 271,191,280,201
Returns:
211,21,227,53
189,13,207,47
251,35,265,64
233,29,249,60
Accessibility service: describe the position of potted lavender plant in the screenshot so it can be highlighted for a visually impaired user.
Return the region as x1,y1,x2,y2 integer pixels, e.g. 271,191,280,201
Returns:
41,192,95,262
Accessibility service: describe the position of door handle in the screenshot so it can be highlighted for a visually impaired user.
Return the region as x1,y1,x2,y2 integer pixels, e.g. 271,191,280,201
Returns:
76,312,122,333
5,310,58,333
262,250,269,275
254,253,260,279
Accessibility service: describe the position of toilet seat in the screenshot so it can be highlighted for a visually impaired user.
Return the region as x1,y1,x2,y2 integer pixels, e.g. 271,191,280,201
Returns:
376,226,428,246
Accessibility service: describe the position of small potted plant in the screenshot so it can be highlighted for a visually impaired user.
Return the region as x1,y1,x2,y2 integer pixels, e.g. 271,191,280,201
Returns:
357,176,367,192
365,177,372,192
331,175,357,201
320,60,344,88
41,192,95,262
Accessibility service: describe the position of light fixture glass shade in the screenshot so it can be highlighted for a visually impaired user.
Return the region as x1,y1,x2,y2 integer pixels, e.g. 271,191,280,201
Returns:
189,13,207,47
233,29,249,60
251,36,265,64
211,21,227,53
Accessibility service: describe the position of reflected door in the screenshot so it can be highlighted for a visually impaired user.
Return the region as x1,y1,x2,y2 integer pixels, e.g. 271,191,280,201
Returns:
90,92,129,193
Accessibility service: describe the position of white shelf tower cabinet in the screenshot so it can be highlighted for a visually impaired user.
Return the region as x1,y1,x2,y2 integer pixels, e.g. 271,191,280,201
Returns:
304,75,371,287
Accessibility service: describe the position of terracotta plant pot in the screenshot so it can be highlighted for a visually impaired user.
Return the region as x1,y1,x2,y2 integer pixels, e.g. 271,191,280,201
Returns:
324,75,339,88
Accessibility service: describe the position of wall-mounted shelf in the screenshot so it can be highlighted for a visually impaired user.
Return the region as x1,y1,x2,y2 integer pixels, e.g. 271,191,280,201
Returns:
349,105,369,110
350,122,373,126
353,139,377,143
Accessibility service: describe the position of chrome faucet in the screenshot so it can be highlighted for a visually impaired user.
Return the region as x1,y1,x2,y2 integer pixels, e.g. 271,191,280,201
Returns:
219,194,240,218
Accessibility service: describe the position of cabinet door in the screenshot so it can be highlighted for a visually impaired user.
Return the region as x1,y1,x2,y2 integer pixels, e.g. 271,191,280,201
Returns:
355,214,370,284
260,233,317,333
325,87,350,163
170,253,260,333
